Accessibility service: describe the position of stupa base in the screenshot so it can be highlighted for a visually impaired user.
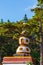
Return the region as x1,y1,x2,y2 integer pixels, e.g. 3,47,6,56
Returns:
13,53,30,56
2,56,36,65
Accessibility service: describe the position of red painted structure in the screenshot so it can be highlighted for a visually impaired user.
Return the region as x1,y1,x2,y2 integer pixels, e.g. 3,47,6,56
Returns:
2,56,36,64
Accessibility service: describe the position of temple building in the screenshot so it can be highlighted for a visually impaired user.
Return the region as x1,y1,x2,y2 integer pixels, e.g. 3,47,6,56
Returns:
2,30,36,65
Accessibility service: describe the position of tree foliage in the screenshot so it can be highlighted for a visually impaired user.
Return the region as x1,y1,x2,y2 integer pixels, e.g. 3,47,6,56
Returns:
0,0,43,64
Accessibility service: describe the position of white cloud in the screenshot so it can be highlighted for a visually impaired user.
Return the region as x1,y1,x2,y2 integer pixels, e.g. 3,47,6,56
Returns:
24,4,37,11
25,6,31,11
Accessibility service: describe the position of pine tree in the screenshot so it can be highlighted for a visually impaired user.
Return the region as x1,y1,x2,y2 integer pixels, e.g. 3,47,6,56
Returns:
31,0,43,65
23,14,28,22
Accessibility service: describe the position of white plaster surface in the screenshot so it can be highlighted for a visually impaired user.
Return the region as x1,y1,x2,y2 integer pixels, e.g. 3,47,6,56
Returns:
2,64,26,65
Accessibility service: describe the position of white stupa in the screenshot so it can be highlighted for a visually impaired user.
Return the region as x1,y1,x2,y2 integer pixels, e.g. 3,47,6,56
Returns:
16,30,31,55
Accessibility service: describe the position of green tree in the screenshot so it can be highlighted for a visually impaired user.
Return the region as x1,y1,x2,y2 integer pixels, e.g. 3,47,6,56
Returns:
23,14,28,22
31,0,43,65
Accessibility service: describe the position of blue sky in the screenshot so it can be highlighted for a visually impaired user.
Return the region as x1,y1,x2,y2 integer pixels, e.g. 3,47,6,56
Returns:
0,0,37,22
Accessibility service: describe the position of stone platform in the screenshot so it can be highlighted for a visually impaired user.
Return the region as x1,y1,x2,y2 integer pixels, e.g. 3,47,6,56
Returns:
2,56,36,65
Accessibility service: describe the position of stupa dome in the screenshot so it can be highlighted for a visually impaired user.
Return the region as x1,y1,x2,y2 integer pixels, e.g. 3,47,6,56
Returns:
19,37,29,45
16,46,30,54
